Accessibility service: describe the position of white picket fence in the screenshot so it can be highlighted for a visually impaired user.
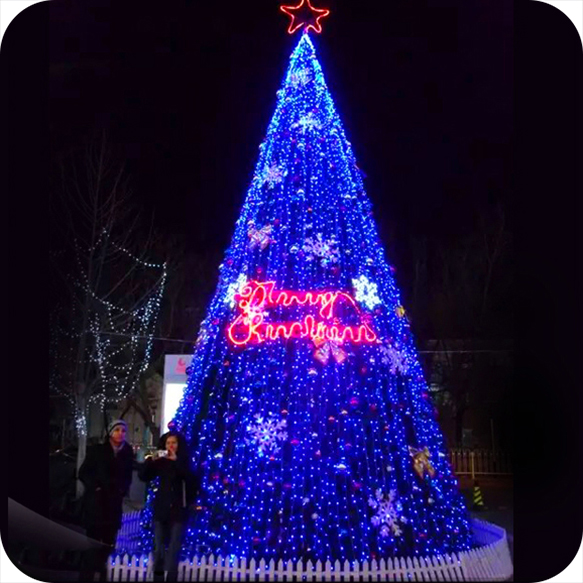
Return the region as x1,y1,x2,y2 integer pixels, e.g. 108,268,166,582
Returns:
108,518,512,581
448,449,512,477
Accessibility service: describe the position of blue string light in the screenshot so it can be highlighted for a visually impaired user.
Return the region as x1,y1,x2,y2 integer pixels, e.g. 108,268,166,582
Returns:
138,32,473,563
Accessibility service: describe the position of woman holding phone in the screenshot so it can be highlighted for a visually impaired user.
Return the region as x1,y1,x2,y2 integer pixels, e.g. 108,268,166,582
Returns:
139,431,198,582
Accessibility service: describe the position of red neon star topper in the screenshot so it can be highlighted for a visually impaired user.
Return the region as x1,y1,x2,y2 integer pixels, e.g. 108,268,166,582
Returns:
280,0,331,34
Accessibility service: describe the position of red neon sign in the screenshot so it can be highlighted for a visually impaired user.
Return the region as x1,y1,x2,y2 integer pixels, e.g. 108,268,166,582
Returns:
280,0,331,35
227,281,378,346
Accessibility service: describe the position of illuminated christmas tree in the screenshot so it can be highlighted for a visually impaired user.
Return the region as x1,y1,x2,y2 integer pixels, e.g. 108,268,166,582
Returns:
139,11,474,565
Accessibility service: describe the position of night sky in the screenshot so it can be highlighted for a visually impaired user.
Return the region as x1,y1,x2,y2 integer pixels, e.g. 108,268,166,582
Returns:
49,0,513,261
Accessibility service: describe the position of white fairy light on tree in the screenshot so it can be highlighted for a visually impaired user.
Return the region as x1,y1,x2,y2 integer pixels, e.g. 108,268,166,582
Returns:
51,237,166,440
49,137,168,496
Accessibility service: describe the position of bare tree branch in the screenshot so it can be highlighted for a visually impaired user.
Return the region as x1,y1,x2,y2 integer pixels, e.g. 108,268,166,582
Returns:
50,136,167,496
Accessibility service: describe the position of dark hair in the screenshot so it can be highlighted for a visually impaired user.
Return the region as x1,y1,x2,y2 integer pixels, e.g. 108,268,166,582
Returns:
158,431,190,463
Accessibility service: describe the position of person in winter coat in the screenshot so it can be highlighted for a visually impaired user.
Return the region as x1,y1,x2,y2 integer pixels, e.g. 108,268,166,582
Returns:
77,419,134,582
139,431,199,582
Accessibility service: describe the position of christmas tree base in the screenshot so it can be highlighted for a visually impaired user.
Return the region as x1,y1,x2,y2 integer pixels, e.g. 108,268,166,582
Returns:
109,517,512,581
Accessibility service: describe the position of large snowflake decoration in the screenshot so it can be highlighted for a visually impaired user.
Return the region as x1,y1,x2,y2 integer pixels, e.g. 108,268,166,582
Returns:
224,273,248,308
293,111,322,134
245,413,288,457
380,343,409,375
262,163,286,189
290,67,312,88
302,233,340,267
352,275,381,310
368,489,404,538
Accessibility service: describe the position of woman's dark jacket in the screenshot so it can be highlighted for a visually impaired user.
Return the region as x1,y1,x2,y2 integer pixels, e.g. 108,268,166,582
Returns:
139,455,199,523
78,441,134,530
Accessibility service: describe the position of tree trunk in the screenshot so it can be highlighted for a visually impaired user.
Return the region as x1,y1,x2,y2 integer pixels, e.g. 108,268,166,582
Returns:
75,396,88,499
454,407,466,448
76,430,87,499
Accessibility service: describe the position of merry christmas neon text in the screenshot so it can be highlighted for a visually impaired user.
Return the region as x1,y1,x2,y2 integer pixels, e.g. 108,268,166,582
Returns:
227,280,378,346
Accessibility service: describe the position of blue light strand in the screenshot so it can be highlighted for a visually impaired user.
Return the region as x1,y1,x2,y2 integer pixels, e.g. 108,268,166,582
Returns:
138,32,474,563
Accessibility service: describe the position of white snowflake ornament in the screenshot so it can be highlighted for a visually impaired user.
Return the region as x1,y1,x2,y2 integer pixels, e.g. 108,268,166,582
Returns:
293,111,322,134
290,68,312,88
245,413,288,457
379,343,409,375
225,273,248,308
352,275,381,310
302,233,340,267
368,489,403,538
262,163,286,189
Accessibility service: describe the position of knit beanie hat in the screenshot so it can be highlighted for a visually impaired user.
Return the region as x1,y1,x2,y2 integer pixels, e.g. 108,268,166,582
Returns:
108,419,127,436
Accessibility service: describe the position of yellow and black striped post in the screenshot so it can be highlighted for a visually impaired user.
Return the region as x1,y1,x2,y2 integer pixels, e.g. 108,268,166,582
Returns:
472,480,486,511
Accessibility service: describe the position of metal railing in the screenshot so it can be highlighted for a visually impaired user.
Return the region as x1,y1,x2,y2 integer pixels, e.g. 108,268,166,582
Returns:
448,449,512,478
